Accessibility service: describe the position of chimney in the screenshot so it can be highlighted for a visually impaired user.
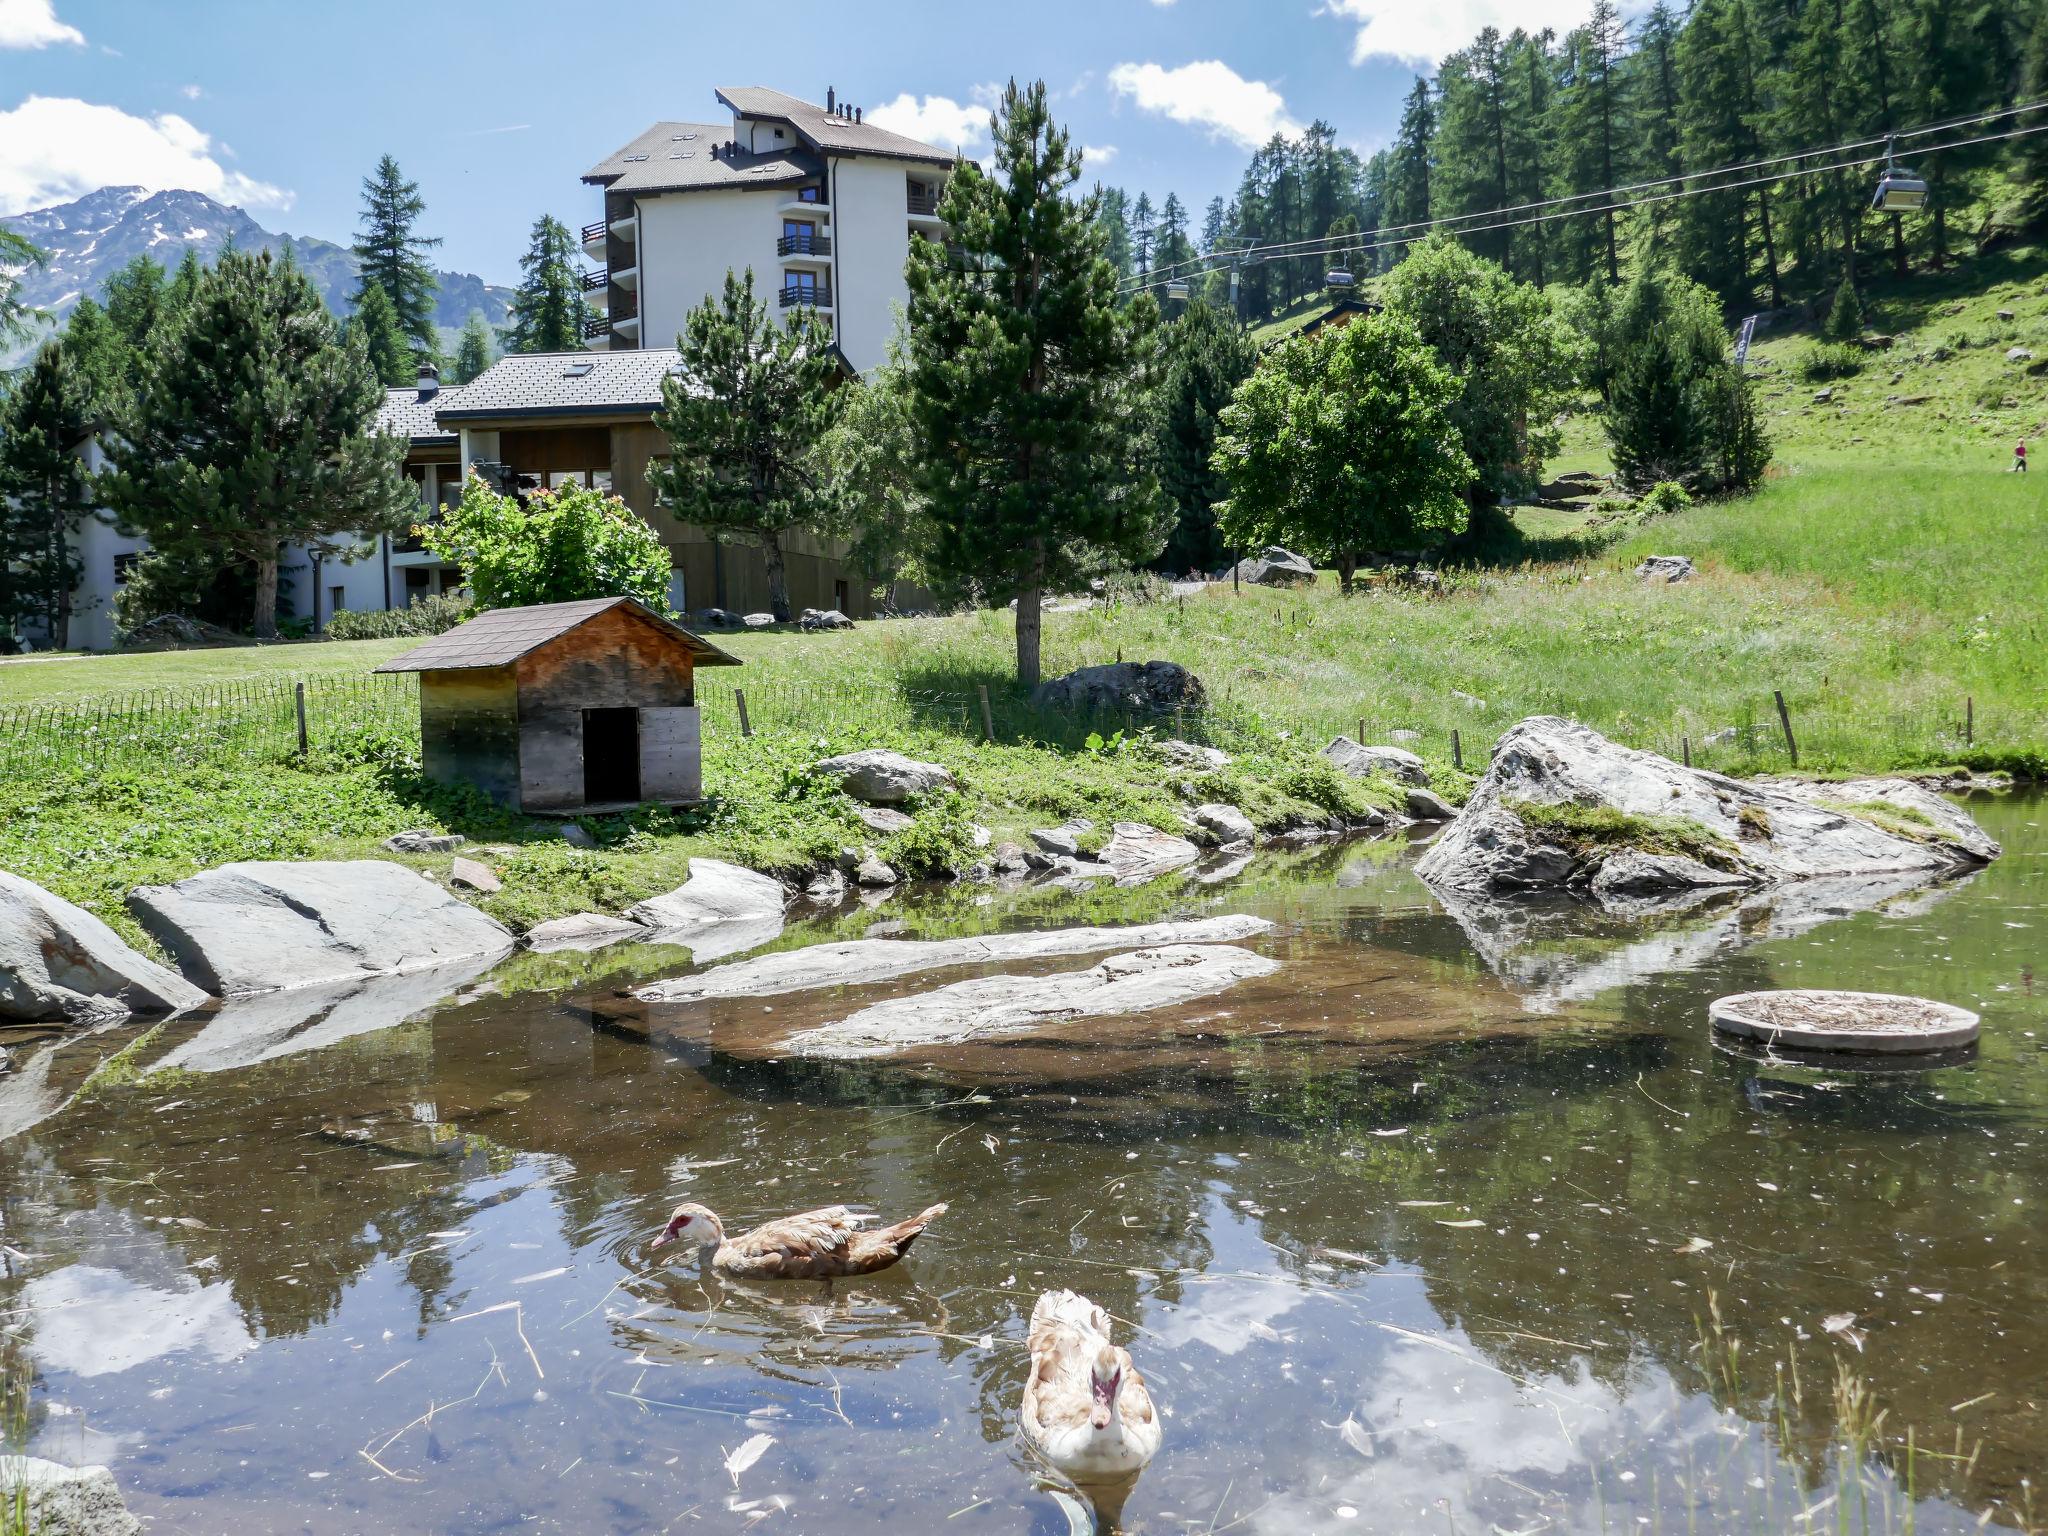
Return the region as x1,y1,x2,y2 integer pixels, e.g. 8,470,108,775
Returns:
826,85,836,114
416,359,440,401
855,107,862,124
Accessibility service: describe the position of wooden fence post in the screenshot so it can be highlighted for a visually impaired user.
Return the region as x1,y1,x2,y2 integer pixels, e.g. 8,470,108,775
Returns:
1682,735,1691,768
978,684,995,744
735,687,753,739
294,681,309,755
1357,715,1366,744
1452,729,1462,771
1966,696,1974,747
1773,690,1798,766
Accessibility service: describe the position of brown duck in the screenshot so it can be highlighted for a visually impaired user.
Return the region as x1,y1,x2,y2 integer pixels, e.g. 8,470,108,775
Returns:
649,1201,948,1280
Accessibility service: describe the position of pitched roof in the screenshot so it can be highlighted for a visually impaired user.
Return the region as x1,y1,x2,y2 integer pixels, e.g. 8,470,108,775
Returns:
374,596,741,674
374,385,462,444
433,349,684,422
716,86,961,165
582,120,822,195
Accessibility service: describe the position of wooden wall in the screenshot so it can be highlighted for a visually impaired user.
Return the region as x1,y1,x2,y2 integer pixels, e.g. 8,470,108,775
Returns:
419,667,521,805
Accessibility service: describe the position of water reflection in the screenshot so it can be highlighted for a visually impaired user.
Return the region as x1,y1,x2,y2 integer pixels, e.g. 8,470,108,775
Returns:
0,796,2041,1532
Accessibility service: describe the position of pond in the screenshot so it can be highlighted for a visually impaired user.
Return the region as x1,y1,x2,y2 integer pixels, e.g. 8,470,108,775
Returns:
2,792,2043,1534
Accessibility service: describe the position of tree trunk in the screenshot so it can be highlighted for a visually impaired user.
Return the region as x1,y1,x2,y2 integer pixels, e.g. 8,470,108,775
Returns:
1015,539,1047,688
252,554,280,640
1890,212,1907,277
763,533,791,623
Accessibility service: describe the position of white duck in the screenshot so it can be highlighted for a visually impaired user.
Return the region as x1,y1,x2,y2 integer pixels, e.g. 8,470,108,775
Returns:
1020,1289,1162,1482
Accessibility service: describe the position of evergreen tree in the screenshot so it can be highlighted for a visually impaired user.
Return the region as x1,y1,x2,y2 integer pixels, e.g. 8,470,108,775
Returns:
1094,186,1135,278
1387,79,1438,247
452,310,496,383
1629,2,1686,254
1822,273,1863,342
1558,0,1630,283
647,269,843,624
1132,192,1157,277
0,227,44,353
97,249,416,638
1904,0,1994,264
1213,314,1473,591
903,78,1168,685
1437,29,1516,272
347,279,415,387
2022,3,2048,224
1155,192,1195,277
1150,300,1257,575
1200,196,1228,253
57,298,135,420
504,215,590,353
102,254,171,351
820,342,935,598
0,340,92,647
352,154,441,355
1601,265,1769,491
167,249,206,312
1502,28,1557,286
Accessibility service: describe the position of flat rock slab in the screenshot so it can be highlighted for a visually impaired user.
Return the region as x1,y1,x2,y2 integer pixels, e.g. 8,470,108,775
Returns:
1709,988,1979,1053
384,829,465,854
636,914,1273,1004
1323,737,1429,786
127,861,514,997
811,749,955,805
856,806,915,836
626,859,787,933
450,857,501,894
784,944,1282,1058
0,1457,141,1536
524,912,648,953
1098,822,1202,885
1,871,209,1022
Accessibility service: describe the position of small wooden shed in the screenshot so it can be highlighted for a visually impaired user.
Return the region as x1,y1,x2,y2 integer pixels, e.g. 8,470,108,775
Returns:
375,596,740,813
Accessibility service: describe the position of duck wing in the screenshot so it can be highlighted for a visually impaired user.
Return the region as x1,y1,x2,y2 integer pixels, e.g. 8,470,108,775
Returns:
1022,1289,1109,1438
723,1206,860,1278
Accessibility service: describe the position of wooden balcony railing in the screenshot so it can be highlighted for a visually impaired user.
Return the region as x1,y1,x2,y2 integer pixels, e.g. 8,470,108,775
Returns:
580,219,608,246
778,284,833,309
580,268,608,292
582,315,611,341
906,190,940,217
776,232,832,258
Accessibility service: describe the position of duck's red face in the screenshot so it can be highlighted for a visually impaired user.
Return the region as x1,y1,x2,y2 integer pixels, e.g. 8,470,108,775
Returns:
651,1202,713,1251
1089,1355,1123,1429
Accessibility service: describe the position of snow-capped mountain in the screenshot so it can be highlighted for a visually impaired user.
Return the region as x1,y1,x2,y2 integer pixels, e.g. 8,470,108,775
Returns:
2,187,512,360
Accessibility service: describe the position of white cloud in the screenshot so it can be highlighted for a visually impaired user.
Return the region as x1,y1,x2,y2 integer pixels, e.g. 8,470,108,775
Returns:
179,83,204,100
1322,0,1607,66
867,92,991,153
1080,143,1118,169
0,0,82,48
1107,60,1303,151
0,96,292,216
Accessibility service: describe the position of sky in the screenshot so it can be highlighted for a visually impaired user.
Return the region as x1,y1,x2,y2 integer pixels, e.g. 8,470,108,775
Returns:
0,0,1602,284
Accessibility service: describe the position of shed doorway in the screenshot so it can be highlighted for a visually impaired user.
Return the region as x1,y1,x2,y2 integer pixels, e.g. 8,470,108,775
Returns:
583,707,641,804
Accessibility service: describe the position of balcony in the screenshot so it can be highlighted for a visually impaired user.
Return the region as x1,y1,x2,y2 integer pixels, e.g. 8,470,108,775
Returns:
778,283,833,310
776,232,832,260
582,315,611,342
580,268,607,292
777,191,829,215
581,213,637,259
907,189,942,219
580,219,607,258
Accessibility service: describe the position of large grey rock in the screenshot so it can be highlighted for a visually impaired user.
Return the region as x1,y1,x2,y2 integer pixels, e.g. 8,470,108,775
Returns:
1031,660,1207,714
1635,555,1695,584
627,859,787,932
1416,717,2000,897
1097,821,1202,885
1405,786,1458,821
1230,546,1317,586
784,944,1282,1058
811,749,956,805
1,871,209,1021
853,854,899,887
798,607,854,630
636,914,1273,1003
1158,739,1231,770
0,1457,141,1536
384,829,465,854
856,806,915,836
1322,737,1429,786
1028,819,1092,859
127,861,513,997
524,912,648,953
1191,803,1257,845
449,857,501,894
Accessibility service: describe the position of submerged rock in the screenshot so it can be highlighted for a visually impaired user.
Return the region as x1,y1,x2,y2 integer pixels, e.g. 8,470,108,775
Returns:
1096,822,1202,885
627,859,787,933
784,944,1281,1058
1,871,209,1022
1028,819,1092,859
635,914,1274,1004
1416,717,2000,897
524,912,648,953
127,860,514,997
0,1457,141,1536
1323,737,1429,786
812,749,955,805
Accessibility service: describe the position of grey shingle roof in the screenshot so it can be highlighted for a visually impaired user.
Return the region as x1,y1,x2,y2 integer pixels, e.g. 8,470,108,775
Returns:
583,119,823,195
433,349,684,422
374,596,741,674
374,385,462,444
717,86,960,165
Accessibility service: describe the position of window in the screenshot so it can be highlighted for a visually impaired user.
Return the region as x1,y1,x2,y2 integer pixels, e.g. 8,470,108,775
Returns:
797,185,820,203
783,219,815,244
112,552,140,586
787,269,818,297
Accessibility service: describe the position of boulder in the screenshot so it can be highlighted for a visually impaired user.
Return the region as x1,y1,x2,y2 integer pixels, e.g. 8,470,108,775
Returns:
558,824,598,850
1635,555,1695,584
1158,739,1231,770
1,871,210,1022
784,944,1282,1058
1813,387,1834,404
799,607,854,631
1405,787,1457,822
384,829,465,854
803,869,849,903
1322,736,1429,786
524,912,647,953
126,861,514,997
742,612,777,628
1229,546,1317,586
691,607,744,628
449,857,501,894
1191,803,1257,845
1451,689,1487,712
0,1457,141,1536
1028,819,1092,859
1997,308,2015,321
1096,822,1201,885
853,854,899,887
992,842,1030,875
812,749,956,805
856,806,915,836
1030,660,1207,714
626,859,788,932
2006,346,2033,363
1414,717,2000,897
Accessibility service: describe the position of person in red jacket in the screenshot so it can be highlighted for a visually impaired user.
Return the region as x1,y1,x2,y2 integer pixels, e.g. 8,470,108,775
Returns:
2016,438,2029,473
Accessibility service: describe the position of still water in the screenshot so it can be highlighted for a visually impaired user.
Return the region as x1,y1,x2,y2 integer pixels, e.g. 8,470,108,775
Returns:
2,794,2043,1534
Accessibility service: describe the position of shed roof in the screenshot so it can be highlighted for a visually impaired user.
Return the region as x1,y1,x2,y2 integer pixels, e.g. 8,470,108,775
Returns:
374,384,462,445
374,597,741,674
433,349,684,422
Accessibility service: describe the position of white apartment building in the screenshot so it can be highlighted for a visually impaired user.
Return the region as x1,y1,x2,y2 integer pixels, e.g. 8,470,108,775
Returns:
580,85,956,373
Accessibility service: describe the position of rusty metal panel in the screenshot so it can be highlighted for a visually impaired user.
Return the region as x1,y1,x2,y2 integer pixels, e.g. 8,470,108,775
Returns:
639,706,701,802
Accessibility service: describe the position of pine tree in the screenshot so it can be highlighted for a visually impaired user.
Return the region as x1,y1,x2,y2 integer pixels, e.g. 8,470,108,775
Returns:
0,227,44,352
1200,196,1228,253
1558,0,1630,283
1094,186,1135,278
58,298,134,421
1904,0,1994,264
348,279,415,387
904,78,1168,685
2021,3,2048,223
0,340,91,647
1822,273,1864,342
1437,28,1516,272
352,154,441,355
647,269,842,624
1629,3,1685,253
1150,300,1256,574
1132,192,1157,278
1502,28,1556,286
102,254,171,351
1387,79,1437,254
504,215,590,353
1155,192,1195,276
97,249,417,638
453,310,496,383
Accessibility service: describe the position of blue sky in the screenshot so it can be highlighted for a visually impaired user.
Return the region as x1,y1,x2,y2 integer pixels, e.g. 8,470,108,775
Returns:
0,0,1596,283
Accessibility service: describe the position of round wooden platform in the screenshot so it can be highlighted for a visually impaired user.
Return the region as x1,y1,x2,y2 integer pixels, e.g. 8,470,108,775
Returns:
1708,989,1980,1054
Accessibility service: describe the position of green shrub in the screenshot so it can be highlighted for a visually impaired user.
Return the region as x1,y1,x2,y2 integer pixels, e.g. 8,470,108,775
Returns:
1821,275,1863,344
1799,343,1865,381
1638,481,1693,518
326,592,470,640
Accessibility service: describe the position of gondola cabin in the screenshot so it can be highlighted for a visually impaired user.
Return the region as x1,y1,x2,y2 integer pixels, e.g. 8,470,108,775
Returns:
375,596,740,813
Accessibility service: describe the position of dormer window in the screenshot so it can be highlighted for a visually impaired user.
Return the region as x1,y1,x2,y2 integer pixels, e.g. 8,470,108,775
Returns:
797,186,820,203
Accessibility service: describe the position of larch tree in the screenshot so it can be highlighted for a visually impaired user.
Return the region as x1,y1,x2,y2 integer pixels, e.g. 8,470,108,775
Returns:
348,279,415,386
352,153,442,356
97,249,417,639
1131,191,1157,278
647,268,843,624
904,77,1168,686
0,340,92,648
504,215,590,353
0,226,44,355
452,310,496,383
